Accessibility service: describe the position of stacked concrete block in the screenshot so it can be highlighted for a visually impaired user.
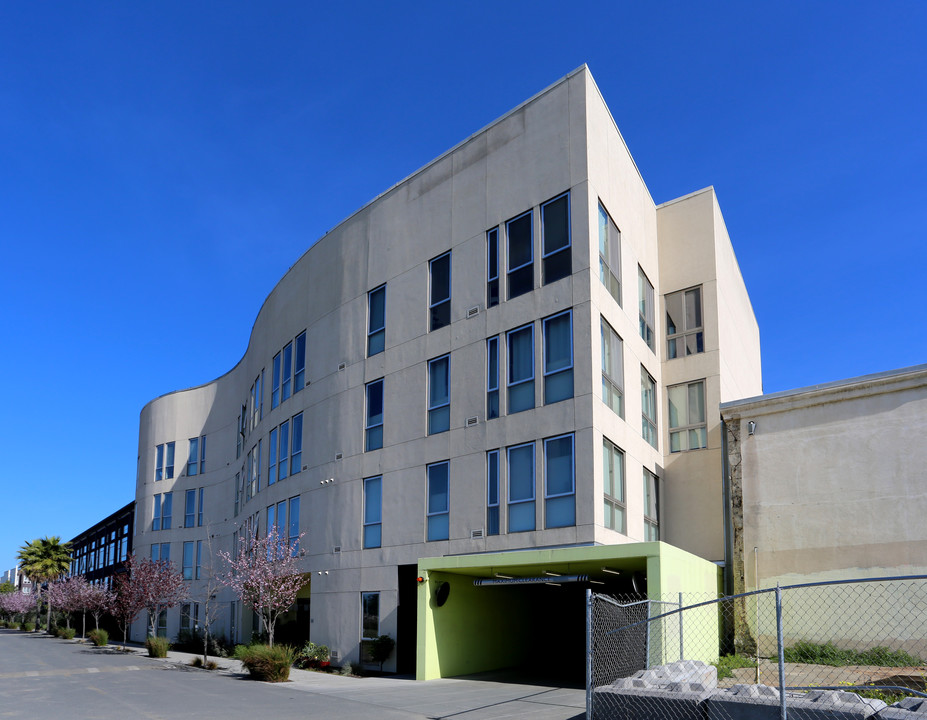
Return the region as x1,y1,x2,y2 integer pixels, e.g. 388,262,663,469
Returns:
879,697,927,720
593,661,717,720
706,684,886,720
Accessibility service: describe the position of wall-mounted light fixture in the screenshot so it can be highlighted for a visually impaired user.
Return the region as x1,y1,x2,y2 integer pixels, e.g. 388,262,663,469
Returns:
748,421,756,435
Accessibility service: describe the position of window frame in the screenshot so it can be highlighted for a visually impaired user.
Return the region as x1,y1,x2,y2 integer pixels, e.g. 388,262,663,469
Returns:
426,461,450,542
429,251,451,331
641,367,658,449
290,413,303,475
165,442,174,479
161,492,172,530
184,489,196,528
541,192,571,285
601,317,624,418
361,591,380,641
182,541,194,580
506,323,535,414
278,420,289,482
294,331,307,392
281,342,293,402
665,286,704,359
643,468,660,541
506,210,534,300
155,444,164,482
542,310,573,405
272,352,281,409
667,379,708,453
486,227,499,308
367,285,386,356
506,441,535,532
365,379,384,451
638,267,655,352
602,437,626,533
486,449,500,536
363,475,382,549
598,202,622,305
486,336,499,419
543,433,575,529
268,427,278,486
427,354,450,434
188,437,200,477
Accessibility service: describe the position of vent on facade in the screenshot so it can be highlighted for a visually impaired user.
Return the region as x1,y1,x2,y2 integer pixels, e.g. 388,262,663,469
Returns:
335,452,343,461
330,650,340,661
338,361,347,371
302,464,308,471
467,305,480,318
332,546,342,554
466,416,479,427
470,529,484,539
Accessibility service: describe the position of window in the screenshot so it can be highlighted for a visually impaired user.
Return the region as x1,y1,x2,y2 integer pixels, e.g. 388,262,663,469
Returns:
641,368,658,448
267,503,276,558
544,434,575,528
603,438,626,533
197,487,204,526
181,602,199,633
428,355,450,434
486,228,499,308
290,413,302,475
638,267,655,351
361,592,379,641
188,436,205,476
162,492,172,530
152,494,161,531
666,286,704,358
486,337,499,419
365,379,384,451
601,318,624,417
268,428,277,486
151,542,170,562
278,420,289,482
429,251,451,331
155,444,164,482
541,192,570,285
195,540,202,579
272,352,281,408
506,210,533,299
234,472,240,517
507,442,535,532
282,342,293,402
165,442,175,479
236,414,243,459
363,476,381,549
543,310,573,404
250,375,261,430
598,203,621,304
367,285,386,356
644,469,660,541
668,380,707,452
184,489,196,528
487,450,500,536
294,331,306,392
182,541,194,580
507,324,534,413
156,608,167,638
288,496,300,554
426,462,449,541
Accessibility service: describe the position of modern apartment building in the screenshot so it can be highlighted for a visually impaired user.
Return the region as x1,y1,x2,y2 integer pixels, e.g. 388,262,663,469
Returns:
131,65,762,680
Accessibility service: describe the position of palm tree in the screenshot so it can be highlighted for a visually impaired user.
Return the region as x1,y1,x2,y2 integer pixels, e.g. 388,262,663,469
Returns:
17,536,73,632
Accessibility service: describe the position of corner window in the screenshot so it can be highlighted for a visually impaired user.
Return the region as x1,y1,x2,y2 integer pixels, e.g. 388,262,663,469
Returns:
366,379,384,451
368,285,386,356
641,368,658,449
644,469,660,541
506,210,533,299
486,337,499,419
541,192,570,285
598,203,621,305
361,592,379,641
544,434,575,528
603,438,626,533
428,355,450,434
507,442,535,532
486,228,499,308
487,450,500,536
638,267,655,352
601,318,624,418
363,476,382,549
666,286,704,358
429,251,451,331
507,324,534,414
668,380,707,452
543,310,573,404
294,332,306,392
426,461,449,541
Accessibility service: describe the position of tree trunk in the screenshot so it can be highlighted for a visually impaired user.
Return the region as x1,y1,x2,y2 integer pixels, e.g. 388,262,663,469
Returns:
82,611,86,639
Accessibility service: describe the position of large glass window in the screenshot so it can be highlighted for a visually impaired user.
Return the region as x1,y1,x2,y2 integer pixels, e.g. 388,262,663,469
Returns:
601,317,624,418
544,434,575,528
487,450,500,536
152,493,161,531
668,380,707,452
155,444,164,482
428,355,450,434
603,438,626,533
366,379,384,451
541,192,570,285
182,541,194,580
282,342,293,402
362,592,379,640
363,476,382,549
368,285,386,356
638,267,655,351
543,310,573,404
290,413,303,475
165,442,175,479
641,368,658,448
278,420,289,482
294,331,306,392
184,489,196,528
188,437,200,476
486,337,499,419
598,203,621,304
426,462,449,541
507,442,535,532
429,251,451,331
507,324,534,413
506,210,533,299
161,492,172,530
486,228,499,308
644,469,660,541
666,286,704,358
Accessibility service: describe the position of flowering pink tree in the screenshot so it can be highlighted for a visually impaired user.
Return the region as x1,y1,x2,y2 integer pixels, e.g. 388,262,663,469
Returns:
111,570,144,650
110,554,185,647
219,525,306,647
46,578,80,630
0,591,34,624
84,583,114,635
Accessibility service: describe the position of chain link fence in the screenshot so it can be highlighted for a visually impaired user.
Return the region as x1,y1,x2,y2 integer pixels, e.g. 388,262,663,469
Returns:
587,576,927,720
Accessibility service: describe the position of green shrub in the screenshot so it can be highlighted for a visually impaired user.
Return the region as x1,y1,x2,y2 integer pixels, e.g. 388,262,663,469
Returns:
370,634,395,671
784,641,922,668
20,622,34,632
295,641,331,668
713,654,758,680
233,644,295,682
57,627,76,639
88,628,108,646
190,656,204,668
146,636,171,658
339,661,356,676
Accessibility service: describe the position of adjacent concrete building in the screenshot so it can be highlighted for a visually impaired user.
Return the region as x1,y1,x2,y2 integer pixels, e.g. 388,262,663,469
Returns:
130,65,762,679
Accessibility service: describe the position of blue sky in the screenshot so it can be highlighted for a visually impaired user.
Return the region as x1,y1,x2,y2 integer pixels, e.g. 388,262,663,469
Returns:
1,2,924,572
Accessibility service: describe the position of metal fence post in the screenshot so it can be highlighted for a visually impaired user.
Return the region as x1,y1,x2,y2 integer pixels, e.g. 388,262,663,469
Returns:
678,592,684,661
644,599,651,669
775,583,787,720
586,589,593,720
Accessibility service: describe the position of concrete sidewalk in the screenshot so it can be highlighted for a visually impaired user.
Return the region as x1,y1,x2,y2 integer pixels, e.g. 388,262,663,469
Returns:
160,648,587,720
